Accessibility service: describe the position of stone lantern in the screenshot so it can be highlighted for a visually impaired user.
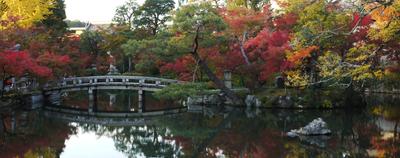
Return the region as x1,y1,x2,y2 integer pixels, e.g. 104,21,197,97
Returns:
107,51,120,75
224,70,232,89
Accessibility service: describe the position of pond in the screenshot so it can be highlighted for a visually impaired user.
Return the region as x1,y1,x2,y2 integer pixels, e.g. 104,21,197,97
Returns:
0,90,399,158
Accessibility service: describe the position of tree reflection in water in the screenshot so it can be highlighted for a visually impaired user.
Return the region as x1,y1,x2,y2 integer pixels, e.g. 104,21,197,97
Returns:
60,98,400,158
0,111,76,158
1,93,399,158
367,94,400,157
77,123,183,157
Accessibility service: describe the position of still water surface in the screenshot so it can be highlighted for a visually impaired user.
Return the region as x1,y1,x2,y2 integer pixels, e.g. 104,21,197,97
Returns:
0,90,399,158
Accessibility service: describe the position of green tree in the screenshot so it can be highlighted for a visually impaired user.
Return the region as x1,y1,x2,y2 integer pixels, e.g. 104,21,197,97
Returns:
41,0,67,39
80,31,104,56
99,25,136,73
79,30,106,71
113,0,174,36
112,0,140,29
138,0,175,35
121,31,173,74
227,0,267,11
170,2,241,103
65,20,86,27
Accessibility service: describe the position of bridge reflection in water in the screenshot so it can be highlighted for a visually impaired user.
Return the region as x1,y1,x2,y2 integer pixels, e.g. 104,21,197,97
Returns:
1,92,400,157
6,76,396,157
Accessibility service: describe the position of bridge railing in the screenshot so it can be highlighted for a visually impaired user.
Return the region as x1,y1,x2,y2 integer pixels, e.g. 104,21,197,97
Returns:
48,76,179,90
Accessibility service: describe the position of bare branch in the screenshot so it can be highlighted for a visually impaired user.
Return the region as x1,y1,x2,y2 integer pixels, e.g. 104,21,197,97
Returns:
190,25,242,104
235,31,251,65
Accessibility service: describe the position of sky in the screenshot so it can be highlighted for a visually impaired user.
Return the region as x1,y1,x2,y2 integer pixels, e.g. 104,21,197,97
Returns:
65,0,278,24
65,0,131,24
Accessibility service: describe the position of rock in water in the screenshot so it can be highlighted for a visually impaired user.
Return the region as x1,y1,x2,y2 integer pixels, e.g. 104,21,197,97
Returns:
287,118,331,137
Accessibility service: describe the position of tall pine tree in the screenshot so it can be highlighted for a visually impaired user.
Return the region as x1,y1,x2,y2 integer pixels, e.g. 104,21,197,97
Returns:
41,0,67,39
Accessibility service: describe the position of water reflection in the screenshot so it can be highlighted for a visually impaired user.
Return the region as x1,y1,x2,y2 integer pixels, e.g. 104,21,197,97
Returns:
365,94,400,157
0,111,76,158
0,93,399,158
73,123,183,158
61,124,131,158
50,90,182,113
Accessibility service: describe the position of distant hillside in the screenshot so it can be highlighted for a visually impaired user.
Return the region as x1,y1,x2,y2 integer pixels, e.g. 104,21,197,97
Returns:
65,20,86,28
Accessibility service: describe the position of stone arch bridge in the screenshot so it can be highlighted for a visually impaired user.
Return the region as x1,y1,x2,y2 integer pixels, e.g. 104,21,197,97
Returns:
43,75,180,93
42,76,184,117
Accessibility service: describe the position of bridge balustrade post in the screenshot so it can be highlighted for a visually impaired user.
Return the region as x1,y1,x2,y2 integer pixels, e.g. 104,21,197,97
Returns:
78,79,82,84
155,81,161,87
88,87,96,113
139,79,144,86
94,78,97,83
72,79,77,85
11,111,16,134
62,80,66,86
138,89,144,113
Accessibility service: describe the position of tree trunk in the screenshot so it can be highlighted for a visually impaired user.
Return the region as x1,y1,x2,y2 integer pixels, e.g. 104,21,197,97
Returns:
190,26,242,104
1,73,6,98
395,121,398,140
192,59,200,82
235,32,263,91
1,79,4,98
237,31,251,66
0,115,5,134
122,60,125,73
128,56,132,72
